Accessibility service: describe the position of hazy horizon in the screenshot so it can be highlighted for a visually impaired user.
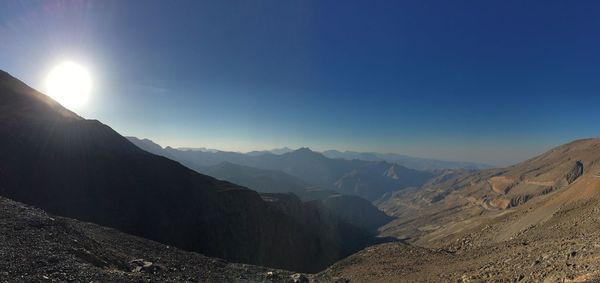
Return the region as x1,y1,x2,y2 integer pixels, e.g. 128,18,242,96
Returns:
131,135,562,167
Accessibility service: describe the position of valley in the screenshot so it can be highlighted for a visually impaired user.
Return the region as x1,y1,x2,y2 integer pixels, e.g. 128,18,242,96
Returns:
3,70,600,282
0,70,376,274
3,2,600,282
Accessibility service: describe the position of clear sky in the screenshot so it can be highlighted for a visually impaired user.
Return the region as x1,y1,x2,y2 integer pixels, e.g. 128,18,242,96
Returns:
2,0,600,166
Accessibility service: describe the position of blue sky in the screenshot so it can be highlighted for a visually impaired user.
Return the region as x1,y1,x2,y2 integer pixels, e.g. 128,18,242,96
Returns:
2,0,600,166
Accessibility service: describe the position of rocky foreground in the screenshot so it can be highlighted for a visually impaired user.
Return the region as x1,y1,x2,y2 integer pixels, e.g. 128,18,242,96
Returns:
0,196,318,283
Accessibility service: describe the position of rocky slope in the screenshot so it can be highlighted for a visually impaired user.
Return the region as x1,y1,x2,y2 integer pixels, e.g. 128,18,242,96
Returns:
182,161,392,232
0,70,371,273
317,137,600,282
0,196,309,283
377,138,596,243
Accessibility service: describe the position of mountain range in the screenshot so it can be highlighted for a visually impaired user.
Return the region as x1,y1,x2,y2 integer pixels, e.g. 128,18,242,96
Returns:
126,138,435,202
0,70,376,273
318,137,600,281
321,150,491,171
5,68,600,281
127,138,394,231
157,145,491,171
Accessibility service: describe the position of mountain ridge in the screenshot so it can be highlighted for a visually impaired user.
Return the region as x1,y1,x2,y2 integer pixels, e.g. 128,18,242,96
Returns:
0,70,373,273
322,136,600,281
322,149,492,171
128,137,393,232
127,137,435,202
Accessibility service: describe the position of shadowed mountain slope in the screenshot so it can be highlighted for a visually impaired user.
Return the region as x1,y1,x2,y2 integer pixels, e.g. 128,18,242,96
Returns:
198,162,394,232
0,196,307,283
197,161,310,195
0,70,371,273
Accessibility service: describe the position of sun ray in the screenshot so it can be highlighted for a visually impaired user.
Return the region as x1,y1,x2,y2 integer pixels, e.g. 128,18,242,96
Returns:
45,62,92,109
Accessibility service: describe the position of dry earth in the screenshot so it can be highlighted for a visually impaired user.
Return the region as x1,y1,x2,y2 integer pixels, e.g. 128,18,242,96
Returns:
318,138,600,282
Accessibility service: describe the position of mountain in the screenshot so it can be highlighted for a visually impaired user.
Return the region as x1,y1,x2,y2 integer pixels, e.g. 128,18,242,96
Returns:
164,146,359,189
309,192,393,232
175,146,219,153
247,147,295,156
333,162,434,201
147,144,435,201
0,196,308,282
319,137,600,281
322,149,492,171
200,161,310,195
127,137,173,157
0,70,372,273
376,138,597,243
199,162,393,232
122,143,394,233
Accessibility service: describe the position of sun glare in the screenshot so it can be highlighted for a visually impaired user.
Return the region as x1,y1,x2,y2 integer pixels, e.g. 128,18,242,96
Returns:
45,62,92,109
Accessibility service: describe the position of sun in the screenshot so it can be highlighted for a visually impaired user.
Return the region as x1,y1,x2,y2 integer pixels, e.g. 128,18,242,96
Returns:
45,62,92,109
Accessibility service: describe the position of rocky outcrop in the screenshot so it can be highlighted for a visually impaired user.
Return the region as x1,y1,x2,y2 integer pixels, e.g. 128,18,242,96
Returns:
565,160,584,184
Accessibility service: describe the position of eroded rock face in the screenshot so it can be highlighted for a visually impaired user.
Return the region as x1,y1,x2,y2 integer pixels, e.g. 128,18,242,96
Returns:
566,161,584,184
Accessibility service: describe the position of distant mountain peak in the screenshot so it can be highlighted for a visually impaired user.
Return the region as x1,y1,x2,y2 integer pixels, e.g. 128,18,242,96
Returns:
294,147,314,153
290,147,324,158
